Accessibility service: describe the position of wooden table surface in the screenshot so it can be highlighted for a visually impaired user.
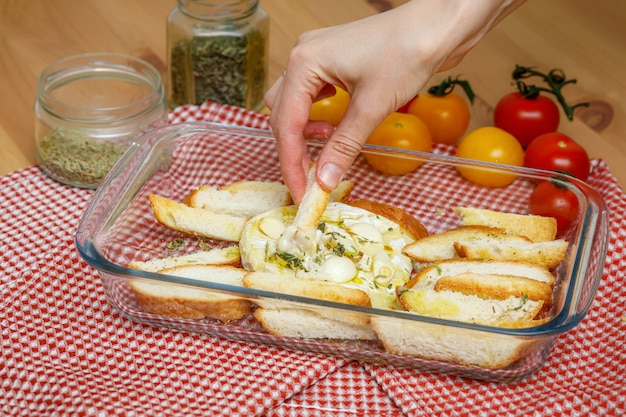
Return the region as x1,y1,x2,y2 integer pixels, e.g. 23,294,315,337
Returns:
1,0,625,188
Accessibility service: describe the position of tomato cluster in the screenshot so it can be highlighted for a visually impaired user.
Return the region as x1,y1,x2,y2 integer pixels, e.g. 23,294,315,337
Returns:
305,66,591,235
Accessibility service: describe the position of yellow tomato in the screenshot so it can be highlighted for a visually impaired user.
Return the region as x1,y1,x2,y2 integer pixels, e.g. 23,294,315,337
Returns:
363,112,433,175
308,86,350,126
455,126,525,187
406,92,470,145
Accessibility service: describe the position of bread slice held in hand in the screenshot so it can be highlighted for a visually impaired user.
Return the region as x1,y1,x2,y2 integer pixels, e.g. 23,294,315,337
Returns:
130,264,252,322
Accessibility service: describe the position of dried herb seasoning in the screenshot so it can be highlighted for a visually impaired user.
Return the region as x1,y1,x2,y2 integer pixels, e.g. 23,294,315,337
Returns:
37,127,127,187
169,30,267,109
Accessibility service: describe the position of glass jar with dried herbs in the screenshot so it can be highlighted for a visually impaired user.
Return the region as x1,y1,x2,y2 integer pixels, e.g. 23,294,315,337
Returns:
34,53,168,189
166,0,269,111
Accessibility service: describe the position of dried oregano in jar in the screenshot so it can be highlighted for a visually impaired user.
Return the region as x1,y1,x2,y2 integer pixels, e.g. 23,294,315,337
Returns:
166,0,269,111
34,53,168,189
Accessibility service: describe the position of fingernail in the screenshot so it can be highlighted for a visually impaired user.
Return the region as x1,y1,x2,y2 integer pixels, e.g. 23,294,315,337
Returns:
318,162,343,190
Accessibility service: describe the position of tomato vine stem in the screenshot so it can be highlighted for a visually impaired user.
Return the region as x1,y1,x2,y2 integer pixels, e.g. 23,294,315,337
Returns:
427,76,475,104
512,65,589,120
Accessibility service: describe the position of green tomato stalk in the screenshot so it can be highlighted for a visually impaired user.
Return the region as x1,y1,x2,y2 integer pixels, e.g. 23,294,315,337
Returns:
427,76,475,104
512,65,589,120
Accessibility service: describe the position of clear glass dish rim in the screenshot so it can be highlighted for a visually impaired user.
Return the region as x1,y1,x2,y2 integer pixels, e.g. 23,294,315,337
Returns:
74,121,610,339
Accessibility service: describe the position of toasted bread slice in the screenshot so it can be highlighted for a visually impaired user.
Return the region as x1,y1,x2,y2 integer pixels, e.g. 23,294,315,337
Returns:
347,199,429,241
149,194,246,241
130,264,252,322
433,272,553,303
243,271,371,309
402,225,527,262
220,180,289,193
184,184,292,218
243,271,375,339
371,315,543,369
398,286,545,326
409,259,556,288
454,238,568,269
129,245,241,272
453,207,558,242
329,180,355,202
253,308,376,340
292,162,331,229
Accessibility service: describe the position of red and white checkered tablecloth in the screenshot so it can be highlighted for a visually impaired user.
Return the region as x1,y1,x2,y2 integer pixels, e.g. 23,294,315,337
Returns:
1,101,625,416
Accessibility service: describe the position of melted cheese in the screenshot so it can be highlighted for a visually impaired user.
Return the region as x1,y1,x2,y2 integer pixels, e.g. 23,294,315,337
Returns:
239,202,416,309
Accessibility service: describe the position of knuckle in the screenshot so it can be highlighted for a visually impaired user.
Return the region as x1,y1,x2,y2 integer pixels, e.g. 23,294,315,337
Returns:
327,133,364,159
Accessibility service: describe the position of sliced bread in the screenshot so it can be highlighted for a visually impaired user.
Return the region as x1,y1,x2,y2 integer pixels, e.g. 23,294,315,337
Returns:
184,183,292,218
149,193,247,241
130,264,252,322
371,315,541,369
409,259,556,288
454,238,568,269
243,271,376,339
129,245,241,272
398,286,545,326
253,307,377,340
402,225,527,262
453,206,558,242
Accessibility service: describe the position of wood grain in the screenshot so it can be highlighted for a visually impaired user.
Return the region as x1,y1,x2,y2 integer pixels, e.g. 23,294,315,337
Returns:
1,0,624,188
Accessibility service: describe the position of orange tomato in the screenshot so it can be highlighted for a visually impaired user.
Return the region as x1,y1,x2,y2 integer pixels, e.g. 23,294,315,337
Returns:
363,112,433,175
455,126,525,187
308,86,350,126
406,92,470,145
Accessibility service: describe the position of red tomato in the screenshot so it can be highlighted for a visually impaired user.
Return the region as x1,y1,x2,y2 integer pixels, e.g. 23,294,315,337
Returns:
396,95,418,113
528,180,579,235
524,132,590,181
406,92,470,145
493,92,560,147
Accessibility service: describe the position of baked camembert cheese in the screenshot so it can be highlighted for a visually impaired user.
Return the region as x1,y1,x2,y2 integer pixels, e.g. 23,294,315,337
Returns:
239,202,416,309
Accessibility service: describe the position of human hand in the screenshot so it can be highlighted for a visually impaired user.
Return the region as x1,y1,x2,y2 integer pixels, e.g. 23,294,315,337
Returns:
265,0,526,203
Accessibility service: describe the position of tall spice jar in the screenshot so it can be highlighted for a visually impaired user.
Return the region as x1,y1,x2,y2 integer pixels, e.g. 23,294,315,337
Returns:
166,0,269,110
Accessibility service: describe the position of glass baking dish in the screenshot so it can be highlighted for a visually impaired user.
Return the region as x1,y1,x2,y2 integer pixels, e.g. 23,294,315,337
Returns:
75,122,609,382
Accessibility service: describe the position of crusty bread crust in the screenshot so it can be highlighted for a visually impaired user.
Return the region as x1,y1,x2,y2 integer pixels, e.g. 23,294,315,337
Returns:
129,245,241,272
130,265,252,323
292,162,331,229
253,308,377,340
434,272,553,303
243,271,371,308
244,271,375,338
149,194,246,241
402,225,526,262
409,259,556,288
453,206,558,242
454,238,568,269
329,180,355,202
371,316,539,369
346,199,429,241
184,183,292,218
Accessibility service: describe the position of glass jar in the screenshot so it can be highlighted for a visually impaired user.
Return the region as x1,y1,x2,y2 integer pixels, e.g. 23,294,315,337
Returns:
166,0,269,111
34,53,168,189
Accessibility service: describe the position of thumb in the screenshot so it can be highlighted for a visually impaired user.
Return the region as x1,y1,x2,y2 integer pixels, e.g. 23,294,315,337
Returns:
315,100,390,191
